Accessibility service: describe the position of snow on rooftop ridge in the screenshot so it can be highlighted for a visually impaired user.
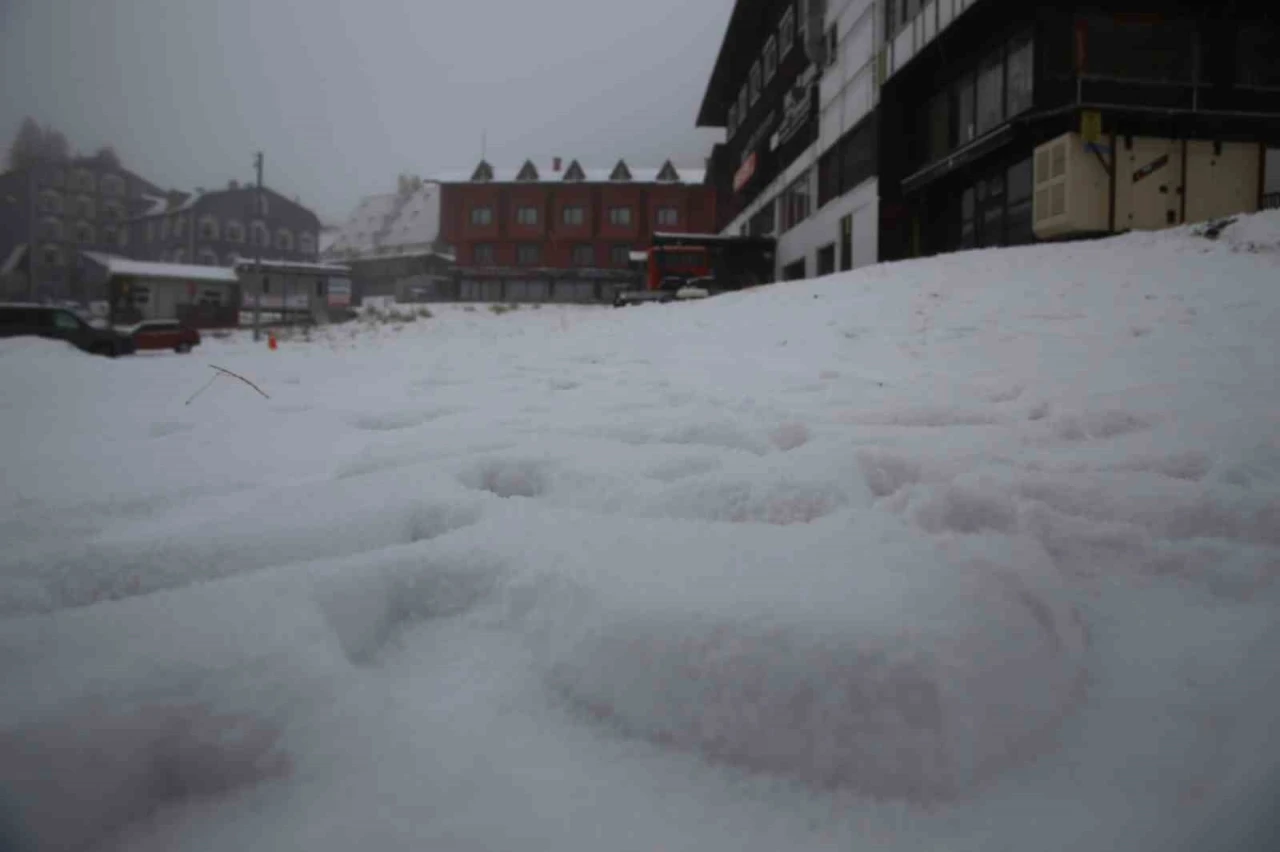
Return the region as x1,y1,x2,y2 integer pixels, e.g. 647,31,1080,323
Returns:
435,159,705,185
324,184,442,260
81,251,238,282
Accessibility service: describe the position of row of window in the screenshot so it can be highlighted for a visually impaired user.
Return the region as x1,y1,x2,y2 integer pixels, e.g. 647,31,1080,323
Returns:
39,169,127,196
921,32,1033,165
959,157,1034,250
472,243,637,268
142,217,316,253
468,205,678,228
39,191,127,220
37,218,130,247
726,0,803,139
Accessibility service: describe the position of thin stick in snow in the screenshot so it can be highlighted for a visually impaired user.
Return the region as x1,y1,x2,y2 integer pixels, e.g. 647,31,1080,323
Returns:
185,364,271,406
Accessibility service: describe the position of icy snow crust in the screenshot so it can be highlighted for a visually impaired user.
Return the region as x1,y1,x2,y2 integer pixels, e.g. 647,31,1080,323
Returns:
2,214,1279,850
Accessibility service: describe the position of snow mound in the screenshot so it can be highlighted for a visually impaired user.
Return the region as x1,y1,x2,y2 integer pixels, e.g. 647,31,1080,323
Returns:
539,531,1085,802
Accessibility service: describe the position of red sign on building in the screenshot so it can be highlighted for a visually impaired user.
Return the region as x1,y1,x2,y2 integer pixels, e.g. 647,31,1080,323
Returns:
733,153,758,193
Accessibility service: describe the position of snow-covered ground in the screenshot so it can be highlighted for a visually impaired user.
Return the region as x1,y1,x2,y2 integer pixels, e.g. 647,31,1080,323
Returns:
2,215,1279,851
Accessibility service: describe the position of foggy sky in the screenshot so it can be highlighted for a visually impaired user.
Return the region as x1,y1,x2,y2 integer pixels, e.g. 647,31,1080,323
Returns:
0,0,733,223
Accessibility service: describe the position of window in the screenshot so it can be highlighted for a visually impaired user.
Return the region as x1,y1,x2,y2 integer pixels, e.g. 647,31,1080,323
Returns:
764,35,778,82
117,226,128,248
517,244,541,265
839,214,853,271
750,60,762,105
276,228,294,250
840,113,878,195
53,311,80,331
473,243,495,264
608,206,632,226
516,206,539,225
826,25,838,68
225,252,240,267
925,90,951,164
1006,157,1035,246
959,187,976,249
885,0,897,41
562,205,585,226
1006,34,1034,117
40,217,62,241
727,103,739,138
199,216,219,240
39,190,62,214
75,222,95,244
174,215,187,238
1083,15,1193,82
42,244,63,267
780,5,795,58
979,172,1005,248
146,220,156,242
797,0,810,46
571,244,595,266
77,195,95,218
817,243,836,276
976,49,1005,136
610,245,632,266
818,146,840,207
316,279,326,297
173,247,186,263
197,248,219,265
160,217,171,239
251,220,269,246
780,171,811,232
226,220,245,244
656,206,679,227
102,201,124,221
298,232,316,254
101,225,117,246
954,72,976,146
738,86,749,123
73,169,95,192
1237,26,1280,88
101,174,125,196
749,202,776,236
470,206,493,226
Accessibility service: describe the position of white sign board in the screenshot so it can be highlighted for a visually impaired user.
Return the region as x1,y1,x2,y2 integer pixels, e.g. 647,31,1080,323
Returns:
327,276,352,307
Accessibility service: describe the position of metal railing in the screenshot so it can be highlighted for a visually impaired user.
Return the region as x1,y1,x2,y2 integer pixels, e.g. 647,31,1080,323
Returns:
1263,192,1280,211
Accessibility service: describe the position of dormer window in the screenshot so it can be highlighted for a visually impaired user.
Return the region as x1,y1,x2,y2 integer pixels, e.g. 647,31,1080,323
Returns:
471,160,494,182
609,160,632,181
656,161,680,183
515,160,540,181
563,160,586,181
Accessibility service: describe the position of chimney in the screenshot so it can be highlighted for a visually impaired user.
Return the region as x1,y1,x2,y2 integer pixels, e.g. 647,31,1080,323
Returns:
228,179,240,190
553,157,562,172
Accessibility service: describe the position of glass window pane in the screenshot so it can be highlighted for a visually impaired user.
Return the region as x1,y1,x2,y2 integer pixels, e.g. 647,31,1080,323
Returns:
954,73,975,146
1007,35,1034,116
976,50,1005,136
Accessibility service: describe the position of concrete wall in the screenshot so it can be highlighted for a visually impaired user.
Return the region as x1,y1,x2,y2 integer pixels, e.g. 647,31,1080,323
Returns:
1267,149,1280,194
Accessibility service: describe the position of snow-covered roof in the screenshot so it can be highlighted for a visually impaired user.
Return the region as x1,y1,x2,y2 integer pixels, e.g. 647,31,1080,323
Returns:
81,252,238,283
434,160,706,185
324,183,442,260
234,258,351,274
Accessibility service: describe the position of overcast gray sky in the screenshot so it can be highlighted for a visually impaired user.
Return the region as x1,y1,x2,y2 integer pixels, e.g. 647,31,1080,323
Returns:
0,0,732,223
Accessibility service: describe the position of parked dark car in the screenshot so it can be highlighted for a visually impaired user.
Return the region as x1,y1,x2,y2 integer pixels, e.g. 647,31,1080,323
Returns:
0,303,135,357
129,319,201,353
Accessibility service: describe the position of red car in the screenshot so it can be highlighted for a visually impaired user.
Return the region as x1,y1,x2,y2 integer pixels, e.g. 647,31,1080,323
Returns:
130,319,201,353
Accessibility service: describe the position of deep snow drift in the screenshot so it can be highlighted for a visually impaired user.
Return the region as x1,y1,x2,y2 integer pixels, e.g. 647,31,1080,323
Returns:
2,215,1279,851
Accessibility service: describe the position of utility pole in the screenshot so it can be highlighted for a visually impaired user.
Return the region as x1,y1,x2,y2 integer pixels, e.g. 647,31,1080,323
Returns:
252,151,264,341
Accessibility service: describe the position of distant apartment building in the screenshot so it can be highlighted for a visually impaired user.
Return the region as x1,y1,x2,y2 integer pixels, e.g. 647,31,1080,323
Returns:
324,181,454,302
437,158,715,303
126,181,321,268
0,152,164,300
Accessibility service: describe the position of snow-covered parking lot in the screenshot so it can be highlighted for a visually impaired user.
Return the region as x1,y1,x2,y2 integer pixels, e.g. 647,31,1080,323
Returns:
2,215,1279,851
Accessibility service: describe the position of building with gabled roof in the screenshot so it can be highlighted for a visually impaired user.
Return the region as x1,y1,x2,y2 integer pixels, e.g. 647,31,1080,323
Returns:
436,157,714,303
